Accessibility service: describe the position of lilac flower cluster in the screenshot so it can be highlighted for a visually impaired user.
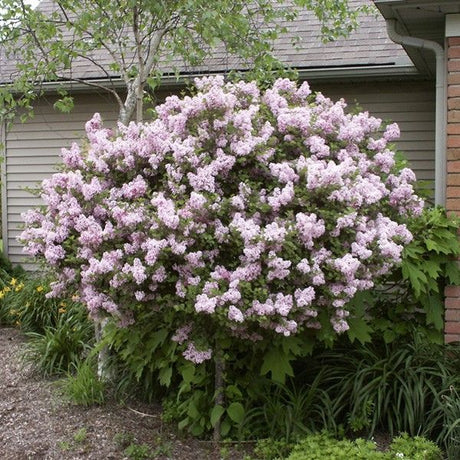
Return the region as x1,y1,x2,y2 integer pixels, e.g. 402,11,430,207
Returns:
19,77,423,363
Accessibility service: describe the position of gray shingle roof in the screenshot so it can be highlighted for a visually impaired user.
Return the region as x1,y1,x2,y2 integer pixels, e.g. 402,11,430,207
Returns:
0,0,413,84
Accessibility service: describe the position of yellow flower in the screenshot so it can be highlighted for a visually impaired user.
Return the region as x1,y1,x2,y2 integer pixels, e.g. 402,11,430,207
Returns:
4,287,11,293
58,307,66,314
0,292,4,299
60,301,67,308
36,286,44,293
9,278,17,287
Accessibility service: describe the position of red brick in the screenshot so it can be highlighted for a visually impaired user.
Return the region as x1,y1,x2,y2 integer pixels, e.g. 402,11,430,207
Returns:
446,309,460,322
445,321,460,334
448,135,460,148
447,160,460,172
445,285,460,297
448,74,460,85
447,198,460,210
447,174,460,186
448,60,460,72
449,37,460,46
447,124,460,135
447,148,460,160
447,186,460,198
448,109,460,122
448,85,460,97
448,98,460,110
445,333,460,343
445,297,460,309
449,46,460,58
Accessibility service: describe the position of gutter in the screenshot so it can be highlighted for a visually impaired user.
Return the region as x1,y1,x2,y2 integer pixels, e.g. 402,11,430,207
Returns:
0,63,420,94
385,18,446,206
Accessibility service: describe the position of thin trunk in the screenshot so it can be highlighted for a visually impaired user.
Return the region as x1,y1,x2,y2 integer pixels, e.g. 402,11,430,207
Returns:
213,351,225,445
136,83,144,124
119,28,167,124
95,318,112,381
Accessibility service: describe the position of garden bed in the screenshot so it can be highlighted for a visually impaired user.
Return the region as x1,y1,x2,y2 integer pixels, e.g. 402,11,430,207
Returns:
0,327,237,460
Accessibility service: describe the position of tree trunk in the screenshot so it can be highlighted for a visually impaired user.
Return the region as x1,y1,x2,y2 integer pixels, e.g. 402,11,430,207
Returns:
213,351,225,445
95,318,112,381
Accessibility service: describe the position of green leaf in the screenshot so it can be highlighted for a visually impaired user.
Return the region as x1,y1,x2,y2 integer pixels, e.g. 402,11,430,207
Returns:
210,404,225,427
422,295,444,330
346,317,372,344
220,419,231,437
227,402,245,424
446,261,460,285
260,348,294,383
178,418,189,431
383,329,396,343
159,366,172,387
181,363,195,383
187,401,200,420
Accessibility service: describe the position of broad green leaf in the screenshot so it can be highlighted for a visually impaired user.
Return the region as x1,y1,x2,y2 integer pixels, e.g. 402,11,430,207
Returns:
422,295,444,330
227,402,245,424
346,317,372,344
187,401,200,419
159,366,172,387
260,348,294,383
191,423,204,436
181,363,195,383
210,404,225,427
220,419,231,437
446,261,460,285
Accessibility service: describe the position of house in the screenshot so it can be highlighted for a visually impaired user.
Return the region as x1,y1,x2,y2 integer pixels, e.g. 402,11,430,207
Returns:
1,0,459,342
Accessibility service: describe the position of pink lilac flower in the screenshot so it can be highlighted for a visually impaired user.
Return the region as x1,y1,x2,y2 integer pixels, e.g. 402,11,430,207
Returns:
19,78,424,355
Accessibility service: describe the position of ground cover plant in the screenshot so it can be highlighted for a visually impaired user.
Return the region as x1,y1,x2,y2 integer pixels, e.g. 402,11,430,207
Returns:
283,432,443,460
18,76,460,446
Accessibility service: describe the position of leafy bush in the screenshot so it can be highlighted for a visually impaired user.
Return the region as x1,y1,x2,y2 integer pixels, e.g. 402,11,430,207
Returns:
20,77,422,358
19,77,431,437
389,433,443,460
284,432,442,460
347,206,460,345
286,433,385,460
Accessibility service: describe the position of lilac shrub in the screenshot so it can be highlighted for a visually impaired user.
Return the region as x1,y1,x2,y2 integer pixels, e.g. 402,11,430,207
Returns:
20,77,423,363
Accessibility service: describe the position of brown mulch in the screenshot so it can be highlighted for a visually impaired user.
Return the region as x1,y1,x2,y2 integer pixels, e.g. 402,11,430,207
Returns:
0,327,248,460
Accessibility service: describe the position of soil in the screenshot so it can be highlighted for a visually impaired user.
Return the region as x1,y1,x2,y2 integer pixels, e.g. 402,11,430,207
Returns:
0,327,248,460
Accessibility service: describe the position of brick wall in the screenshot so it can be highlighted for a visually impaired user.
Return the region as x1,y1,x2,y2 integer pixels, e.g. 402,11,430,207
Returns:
446,36,460,342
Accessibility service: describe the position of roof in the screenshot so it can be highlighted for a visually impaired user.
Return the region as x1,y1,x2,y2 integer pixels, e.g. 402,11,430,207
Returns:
0,0,416,86
375,0,460,77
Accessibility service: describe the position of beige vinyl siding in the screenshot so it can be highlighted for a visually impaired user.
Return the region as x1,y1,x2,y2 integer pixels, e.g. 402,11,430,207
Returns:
4,93,119,267
313,81,436,182
4,81,435,267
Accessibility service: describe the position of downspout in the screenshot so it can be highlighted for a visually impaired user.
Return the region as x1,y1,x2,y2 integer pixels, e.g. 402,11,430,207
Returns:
0,118,7,257
385,18,446,206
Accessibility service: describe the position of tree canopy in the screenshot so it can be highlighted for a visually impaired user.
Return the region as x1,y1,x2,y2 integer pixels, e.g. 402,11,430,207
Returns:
0,0,371,124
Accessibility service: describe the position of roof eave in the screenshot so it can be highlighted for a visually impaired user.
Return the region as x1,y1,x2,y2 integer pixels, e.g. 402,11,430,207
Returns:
1,63,422,94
